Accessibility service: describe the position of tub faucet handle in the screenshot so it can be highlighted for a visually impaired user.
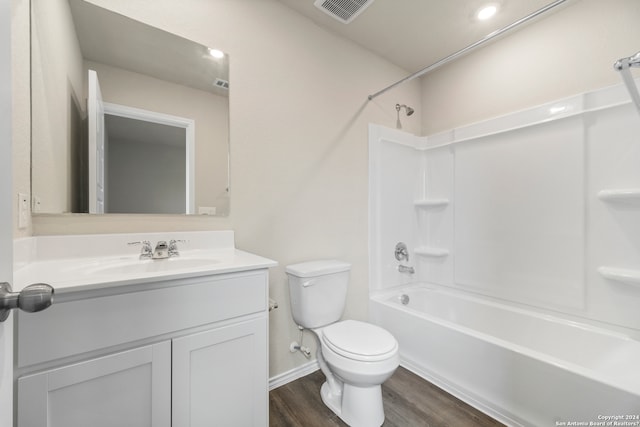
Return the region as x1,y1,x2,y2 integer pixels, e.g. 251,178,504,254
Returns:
395,242,409,262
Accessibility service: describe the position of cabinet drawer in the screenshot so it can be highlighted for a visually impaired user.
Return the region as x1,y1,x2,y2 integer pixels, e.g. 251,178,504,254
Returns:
18,270,268,368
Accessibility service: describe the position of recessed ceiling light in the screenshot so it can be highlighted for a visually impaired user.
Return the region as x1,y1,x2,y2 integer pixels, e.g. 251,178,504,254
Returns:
209,48,225,59
476,3,499,21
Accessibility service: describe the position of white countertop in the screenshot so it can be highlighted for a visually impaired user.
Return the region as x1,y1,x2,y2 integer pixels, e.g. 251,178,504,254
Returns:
13,231,277,294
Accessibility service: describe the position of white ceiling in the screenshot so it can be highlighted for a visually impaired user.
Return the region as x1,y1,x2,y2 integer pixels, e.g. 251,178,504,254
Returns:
66,0,569,96
275,0,567,73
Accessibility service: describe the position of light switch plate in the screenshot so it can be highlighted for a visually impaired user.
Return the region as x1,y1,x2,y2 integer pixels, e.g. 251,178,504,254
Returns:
18,192,29,229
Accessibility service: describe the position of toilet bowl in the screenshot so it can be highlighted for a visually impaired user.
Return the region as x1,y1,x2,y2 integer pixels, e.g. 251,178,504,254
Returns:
286,260,399,427
315,320,399,427
320,320,399,385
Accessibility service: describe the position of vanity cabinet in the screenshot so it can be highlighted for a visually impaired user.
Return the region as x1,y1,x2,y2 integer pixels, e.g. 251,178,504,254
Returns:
16,269,270,427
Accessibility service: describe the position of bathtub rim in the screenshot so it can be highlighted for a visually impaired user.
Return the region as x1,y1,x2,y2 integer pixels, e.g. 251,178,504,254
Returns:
370,282,640,398
371,282,640,340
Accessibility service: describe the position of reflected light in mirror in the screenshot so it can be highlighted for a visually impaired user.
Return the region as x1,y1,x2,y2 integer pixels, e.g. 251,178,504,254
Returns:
209,48,225,59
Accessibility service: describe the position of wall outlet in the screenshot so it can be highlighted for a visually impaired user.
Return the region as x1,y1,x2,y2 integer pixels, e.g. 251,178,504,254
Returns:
18,192,29,229
198,206,217,215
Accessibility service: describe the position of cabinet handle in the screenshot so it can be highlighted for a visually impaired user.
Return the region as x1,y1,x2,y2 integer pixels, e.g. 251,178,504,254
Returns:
0,282,54,322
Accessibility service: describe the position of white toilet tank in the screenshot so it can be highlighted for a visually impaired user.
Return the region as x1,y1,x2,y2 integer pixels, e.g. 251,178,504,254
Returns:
286,260,351,329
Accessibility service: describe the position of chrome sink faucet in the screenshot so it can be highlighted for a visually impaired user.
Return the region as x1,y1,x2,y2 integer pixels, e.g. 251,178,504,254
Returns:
152,241,169,259
129,239,186,260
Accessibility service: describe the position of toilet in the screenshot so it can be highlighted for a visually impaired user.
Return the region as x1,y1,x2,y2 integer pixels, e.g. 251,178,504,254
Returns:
286,260,399,427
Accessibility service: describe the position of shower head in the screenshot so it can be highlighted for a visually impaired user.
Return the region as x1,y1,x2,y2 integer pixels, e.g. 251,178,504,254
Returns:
395,104,415,129
614,51,640,70
396,104,415,116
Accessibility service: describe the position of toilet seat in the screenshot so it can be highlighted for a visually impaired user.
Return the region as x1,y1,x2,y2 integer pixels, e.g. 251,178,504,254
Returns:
321,320,398,362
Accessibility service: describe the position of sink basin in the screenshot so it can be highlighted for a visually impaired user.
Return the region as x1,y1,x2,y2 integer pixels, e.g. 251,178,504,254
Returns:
87,257,219,276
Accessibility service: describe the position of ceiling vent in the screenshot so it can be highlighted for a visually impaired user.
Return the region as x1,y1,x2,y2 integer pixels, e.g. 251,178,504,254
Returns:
214,78,229,90
313,0,375,24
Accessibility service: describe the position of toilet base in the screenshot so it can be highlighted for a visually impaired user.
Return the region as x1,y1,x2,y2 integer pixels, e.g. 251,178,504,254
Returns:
320,381,385,427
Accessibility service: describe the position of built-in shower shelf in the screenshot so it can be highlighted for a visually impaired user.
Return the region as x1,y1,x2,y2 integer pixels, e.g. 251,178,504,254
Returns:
597,267,640,287
597,189,640,203
414,247,449,257
414,199,449,208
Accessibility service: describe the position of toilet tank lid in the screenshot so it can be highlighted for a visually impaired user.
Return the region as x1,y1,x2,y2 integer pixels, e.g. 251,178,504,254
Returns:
285,260,351,278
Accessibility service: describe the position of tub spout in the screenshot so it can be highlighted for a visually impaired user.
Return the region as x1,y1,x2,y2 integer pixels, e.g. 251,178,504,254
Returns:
398,264,415,274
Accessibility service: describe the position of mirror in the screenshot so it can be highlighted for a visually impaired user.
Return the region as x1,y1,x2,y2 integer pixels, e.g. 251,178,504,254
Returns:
31,0,230,215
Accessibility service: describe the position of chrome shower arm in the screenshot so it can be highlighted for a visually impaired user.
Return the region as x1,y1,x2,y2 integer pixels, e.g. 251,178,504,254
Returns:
367,0,570,100
614,51,640,117
614,51,640,71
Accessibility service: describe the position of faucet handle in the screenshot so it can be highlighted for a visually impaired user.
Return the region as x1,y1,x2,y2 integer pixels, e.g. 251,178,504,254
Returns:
128,240,153,258
395,242,409,262
168,239,187,257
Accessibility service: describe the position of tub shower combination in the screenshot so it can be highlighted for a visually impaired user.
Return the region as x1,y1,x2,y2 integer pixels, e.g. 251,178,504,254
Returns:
371,286,640,425
368,73,640,425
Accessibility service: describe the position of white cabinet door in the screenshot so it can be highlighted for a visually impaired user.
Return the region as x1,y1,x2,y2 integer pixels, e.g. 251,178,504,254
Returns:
18,341,171,427
172,317,268,427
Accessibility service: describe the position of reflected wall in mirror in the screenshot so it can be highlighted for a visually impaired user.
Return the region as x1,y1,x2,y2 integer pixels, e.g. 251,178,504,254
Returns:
31,0,230,215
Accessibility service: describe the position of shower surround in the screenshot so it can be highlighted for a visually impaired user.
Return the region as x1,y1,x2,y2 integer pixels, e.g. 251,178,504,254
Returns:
368,79,640,425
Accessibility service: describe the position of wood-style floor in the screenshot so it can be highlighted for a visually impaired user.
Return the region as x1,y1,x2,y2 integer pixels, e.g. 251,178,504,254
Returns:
269,366,504,427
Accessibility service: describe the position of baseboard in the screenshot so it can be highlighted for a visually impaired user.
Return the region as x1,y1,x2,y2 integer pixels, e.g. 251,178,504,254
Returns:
269,360,320,391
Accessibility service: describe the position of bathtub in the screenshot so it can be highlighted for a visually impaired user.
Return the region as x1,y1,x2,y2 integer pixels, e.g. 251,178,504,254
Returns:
370,284,640,426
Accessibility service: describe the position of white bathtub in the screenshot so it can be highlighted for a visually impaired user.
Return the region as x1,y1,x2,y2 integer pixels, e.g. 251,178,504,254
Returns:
370,284,640,426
